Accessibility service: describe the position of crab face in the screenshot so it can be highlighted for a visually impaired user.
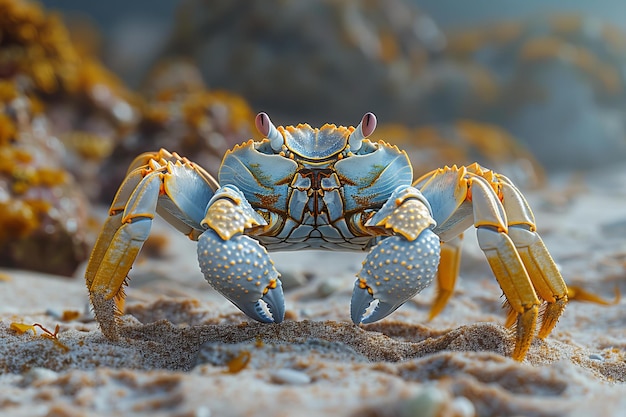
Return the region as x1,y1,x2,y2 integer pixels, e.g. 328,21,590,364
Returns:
217,112,414,251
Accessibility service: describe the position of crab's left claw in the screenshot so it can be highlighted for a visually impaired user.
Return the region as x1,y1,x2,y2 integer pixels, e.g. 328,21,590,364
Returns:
351,187,441,324
350,230,440,324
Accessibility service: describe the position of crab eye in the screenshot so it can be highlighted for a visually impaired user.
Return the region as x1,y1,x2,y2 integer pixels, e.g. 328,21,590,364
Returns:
348,112,377,152
255,112,284,151
361,112,377,137
255,112,271,136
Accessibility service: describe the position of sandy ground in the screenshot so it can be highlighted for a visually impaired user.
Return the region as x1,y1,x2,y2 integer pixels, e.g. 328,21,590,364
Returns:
0,165,625,417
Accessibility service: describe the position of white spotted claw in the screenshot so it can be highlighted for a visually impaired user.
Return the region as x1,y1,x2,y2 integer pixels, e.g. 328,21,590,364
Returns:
198,229,285,323
351,185,440,324
350,229,440,324
198,185,285,323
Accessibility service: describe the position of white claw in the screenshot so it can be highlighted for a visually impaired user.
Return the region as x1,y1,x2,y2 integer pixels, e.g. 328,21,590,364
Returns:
351,230,440,324
197,229,285,323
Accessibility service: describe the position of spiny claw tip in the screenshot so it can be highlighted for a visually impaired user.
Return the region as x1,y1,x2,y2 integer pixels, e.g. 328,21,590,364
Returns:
350,279,403,324
261,280,285,323
233,280,285,324
350,280,375,324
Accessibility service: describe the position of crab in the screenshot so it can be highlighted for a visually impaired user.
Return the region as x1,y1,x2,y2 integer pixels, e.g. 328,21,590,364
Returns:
85,112,568,361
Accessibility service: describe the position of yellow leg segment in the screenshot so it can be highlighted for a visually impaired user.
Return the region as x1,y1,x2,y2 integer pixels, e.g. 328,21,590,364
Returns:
468,167,569,353
87,218,154,338
84,169,144,290
478,228,540,360
429,235,463,320
85,170,160,338
568,285,621,305
509,230,568,338
498,179,568,339
85,212,127,339
88,224,149,299
468,175,540,361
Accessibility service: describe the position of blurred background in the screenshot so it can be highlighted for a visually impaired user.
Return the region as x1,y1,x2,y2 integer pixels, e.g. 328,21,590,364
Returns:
37,0,626,169
2,0,626,275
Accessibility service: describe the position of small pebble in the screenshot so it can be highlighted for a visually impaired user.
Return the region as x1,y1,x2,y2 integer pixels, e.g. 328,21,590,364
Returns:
451,396,476,417
317,280,340,298
21,368,59,386
269,368,311,385
278,270,308,290
194,406,211,417
400,386,446,417
600,218,626,238
589,353,604,361
46,308,64,320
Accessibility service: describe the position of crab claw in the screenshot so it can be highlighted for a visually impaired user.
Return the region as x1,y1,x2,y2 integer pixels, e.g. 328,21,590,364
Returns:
351,230,440,324
198,229,285,323
351,278,403,324
234,276,285,324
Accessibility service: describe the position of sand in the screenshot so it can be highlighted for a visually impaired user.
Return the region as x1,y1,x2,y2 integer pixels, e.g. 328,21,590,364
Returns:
0,166,625,417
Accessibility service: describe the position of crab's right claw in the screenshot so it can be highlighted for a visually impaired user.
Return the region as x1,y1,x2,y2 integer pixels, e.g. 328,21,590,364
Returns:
225,272,285,324
198,229,285,323
351,230,441,324
252,278,285,324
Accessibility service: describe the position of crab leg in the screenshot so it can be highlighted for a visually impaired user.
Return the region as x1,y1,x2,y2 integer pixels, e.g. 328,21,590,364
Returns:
86,152,220,338
495,175,568,338
416,166,541,360
429,235,463,320
85,168,162,338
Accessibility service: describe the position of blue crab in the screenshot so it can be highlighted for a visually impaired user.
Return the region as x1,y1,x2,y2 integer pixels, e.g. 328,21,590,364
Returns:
85,112,568,360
